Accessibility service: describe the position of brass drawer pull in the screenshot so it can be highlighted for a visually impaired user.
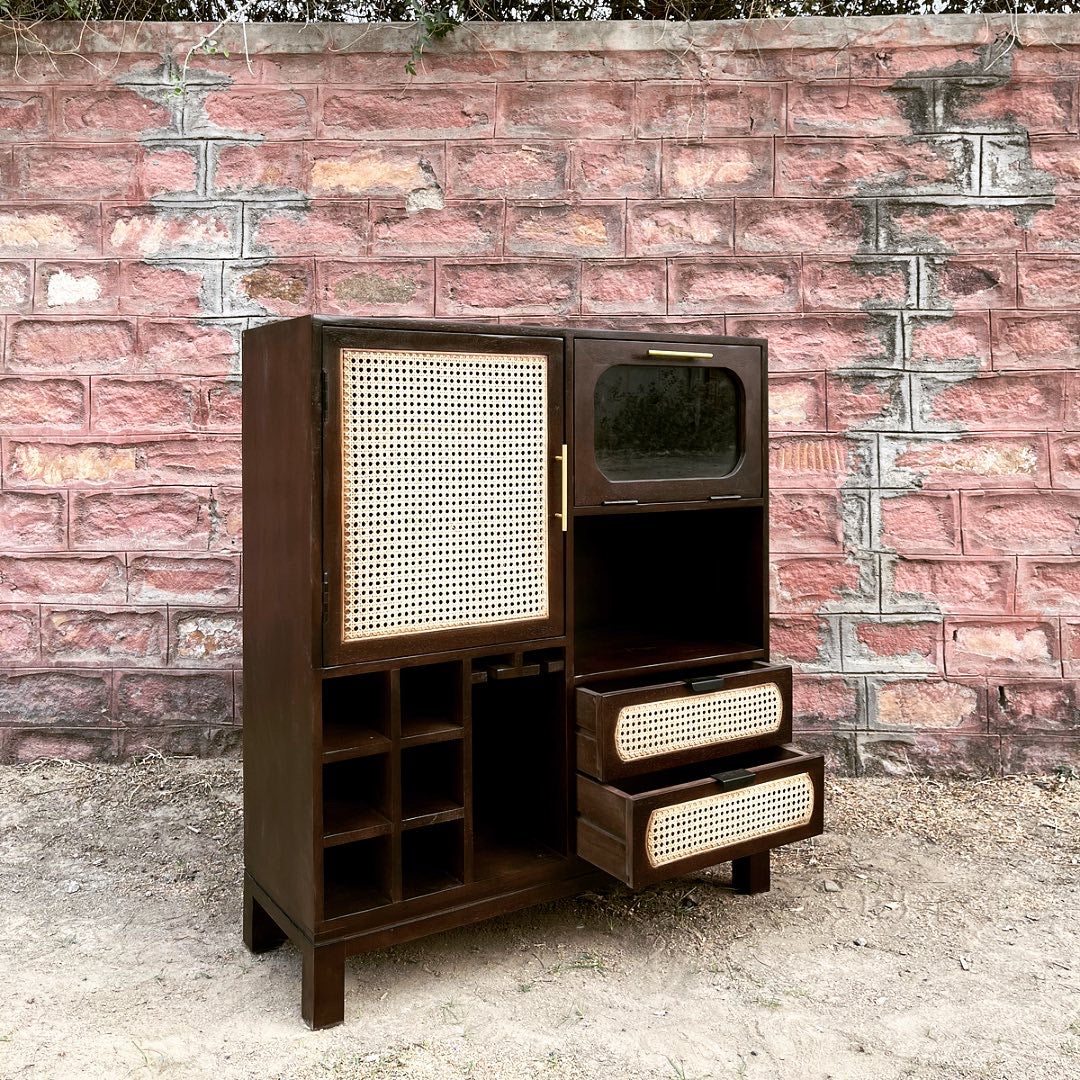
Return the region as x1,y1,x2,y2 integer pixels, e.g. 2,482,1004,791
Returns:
646,349,714,359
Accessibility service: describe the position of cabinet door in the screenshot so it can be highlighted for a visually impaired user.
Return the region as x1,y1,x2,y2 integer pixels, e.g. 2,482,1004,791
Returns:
322,327,566,666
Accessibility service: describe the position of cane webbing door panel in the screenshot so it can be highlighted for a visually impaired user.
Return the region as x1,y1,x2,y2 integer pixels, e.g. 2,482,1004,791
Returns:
322,328,566,665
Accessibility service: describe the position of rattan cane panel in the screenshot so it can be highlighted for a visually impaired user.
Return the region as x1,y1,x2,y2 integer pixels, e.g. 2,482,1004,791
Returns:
645,773,814,868
340,348,549,641
614,682,783,763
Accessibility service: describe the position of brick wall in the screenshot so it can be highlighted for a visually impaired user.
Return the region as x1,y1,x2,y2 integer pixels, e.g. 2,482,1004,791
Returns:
1,15,1079,774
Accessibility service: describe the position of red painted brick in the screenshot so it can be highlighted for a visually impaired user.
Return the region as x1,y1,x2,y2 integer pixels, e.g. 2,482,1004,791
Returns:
115,670,233,727
661,140,773,197
1016,558,1080,615
138,143,200,200
1051,433,1080,488
170,608,242,668
727,313,899,372
0,261,31,313
963,491,1080,555
990,680,1080,734
827,372,908,431
3,728,117,763
137,320,241,377
0,93,47,139
446,142,568,198
70,489,212,552
56,88,175,138
371,202,500,257
506,203,624,258
842,616,943,674
571,141,659,197
880,433,1049,489
523,47,699,83
876,490,960,555
913,372,1064,432
0,554,124,604
671,257,800,315
626,201,733,257
0,204,100,259
307,142,445,200
771,553,877,613
803,256,915,311
788,80,926,136
770,491,846,553
982,135,1056,198
905,312,992,371
991,311,1080,370
1062,619,1080,676
791,674,863,729
580,260,665,316
769,434,875,487
941,78,1076,134
42,606,166,667
1013,46,1080,76
878,200,1029,254
1000,735,1080,773
497,83,632,138
5,318,136,376
35,262,118,314
317,259,433,317
0,670,109,726
210,142,304,197
192,88,314,138
321,87,493,139
776,136,975,197
0,606,39,664
867,677,985,732
636,82,784,138
884,555,1015,616
0,491,66,550
91,377,199,434
1018,256,1080,310
15,144,139,199
245,202,368,258
210,488,241,552
0,376,86,434
223,260,314,317
205,380,241,431
119,261,219,317
1023,197,1080,253
769,614,841,672
1029,136,1080,195
128,555,239,606
437,260,579,317
735,199,873,255
104,205,240,259
923,255,1016,310
946,617,1060,678
1069,373,1080,429
768,373,826,431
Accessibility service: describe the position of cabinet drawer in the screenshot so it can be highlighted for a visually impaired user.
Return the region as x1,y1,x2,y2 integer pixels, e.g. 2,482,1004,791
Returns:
576,746,823,889
576,664,791,781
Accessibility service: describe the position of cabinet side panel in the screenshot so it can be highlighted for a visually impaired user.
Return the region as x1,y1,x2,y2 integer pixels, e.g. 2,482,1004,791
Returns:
243,316,318,933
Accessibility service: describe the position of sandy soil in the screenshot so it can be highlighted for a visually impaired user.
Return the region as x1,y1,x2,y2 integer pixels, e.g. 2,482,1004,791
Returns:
0,756,1077,1080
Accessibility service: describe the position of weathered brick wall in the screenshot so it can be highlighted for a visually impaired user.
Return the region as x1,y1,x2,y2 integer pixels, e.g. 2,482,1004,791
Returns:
1,15,1079,773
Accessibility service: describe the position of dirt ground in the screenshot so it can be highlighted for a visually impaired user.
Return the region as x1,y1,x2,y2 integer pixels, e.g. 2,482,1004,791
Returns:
0,758,1077,1080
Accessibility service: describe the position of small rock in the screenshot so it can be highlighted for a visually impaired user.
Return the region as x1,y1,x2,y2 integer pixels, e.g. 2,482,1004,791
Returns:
853,938,867,947
959,956,971,971
883,901,900,911
65,881,80,894
823,880,841,893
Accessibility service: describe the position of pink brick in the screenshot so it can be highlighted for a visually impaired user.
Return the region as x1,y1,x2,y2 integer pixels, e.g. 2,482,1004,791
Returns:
5,318,136,376
770,491,846,553
636,82,784,137
941,79,1076,134
0,554,124,604
0,606,39,664
1063,620,1080,676
437,260,579,317
447,142,568,198
506,203,624,258
905,313,992,371
1016,558,1080,615
0,670,109,726
946,617,1060,678
0,376,86,434
884,555,1014,616
727,313,899,372
963,491,1080,555
867,677,985,732
91,377,199,434
210,488,241,552
104,205,240,259
1068,373,1080,428
769,434,874,487
223,260,314,317
0,492,66,550
119,261,218,317
787,80,925,136
371,202,500,257
791,674,863,729
1051,433,1080,488
321,87,493,139
1018,256,1080,310
661,140,773,196
768,373,826,431
0,204,100,259
56,89,175,138
1013,46,1080,75
924,255,1016,310
769,614,840,672
776,136,975,197
571,141,659,196
912,372,1065,432
35,262,118,314
876,491,960,554
71,488,212,551
317,259,433,317
497,83,632,138
246,202,369,258
4,729,116,763
138,143,200,200
524,47,698,82
879,200,1029,254
1001,735,1080,772
771,553,877,613
0,93,47,139
115,670,232,727
15,144,138,199
210,142,304,197
580,260,665,316
137,320,241,377
170,608,242,668
842,616,943,674
1029,136,1080,195
826,372,908,431
128,555,239,606
205,380,241,431
735,199,873,255
671,257,800,315
42,606,166,667
992,311,1080,370
1024,198,1080,253
0,261,31,313
192,88,314,138
802,256,915,311
627,201,733,257
880,433,1049,489
307,142,445,199
990,680,1080,734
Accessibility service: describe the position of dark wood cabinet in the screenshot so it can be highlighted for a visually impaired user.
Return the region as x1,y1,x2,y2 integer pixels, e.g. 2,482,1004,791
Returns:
242,317,823,1029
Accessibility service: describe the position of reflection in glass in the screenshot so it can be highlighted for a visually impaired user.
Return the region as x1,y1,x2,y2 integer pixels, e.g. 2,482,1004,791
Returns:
594,364,739,482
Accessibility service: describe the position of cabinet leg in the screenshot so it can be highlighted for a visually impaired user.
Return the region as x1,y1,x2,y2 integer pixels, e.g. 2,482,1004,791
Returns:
732,851,771,895
302,942,347,1030
244,880,287,954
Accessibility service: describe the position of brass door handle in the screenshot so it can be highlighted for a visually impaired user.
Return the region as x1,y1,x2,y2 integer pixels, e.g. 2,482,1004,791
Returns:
554,444,567,532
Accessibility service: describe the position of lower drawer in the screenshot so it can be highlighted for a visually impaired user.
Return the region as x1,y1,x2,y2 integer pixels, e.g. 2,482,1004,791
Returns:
575,745,823,889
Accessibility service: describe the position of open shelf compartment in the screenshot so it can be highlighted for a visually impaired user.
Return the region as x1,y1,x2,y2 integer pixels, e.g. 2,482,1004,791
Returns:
400,661,465,745
322,671,392,762
323,836,393,920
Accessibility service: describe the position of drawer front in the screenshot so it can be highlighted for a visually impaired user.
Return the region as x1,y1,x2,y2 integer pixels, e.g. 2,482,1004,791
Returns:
576,747,823,889
576,664,792,781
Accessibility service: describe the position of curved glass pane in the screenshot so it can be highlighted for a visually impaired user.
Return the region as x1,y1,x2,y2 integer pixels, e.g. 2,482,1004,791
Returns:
594,364,739,482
